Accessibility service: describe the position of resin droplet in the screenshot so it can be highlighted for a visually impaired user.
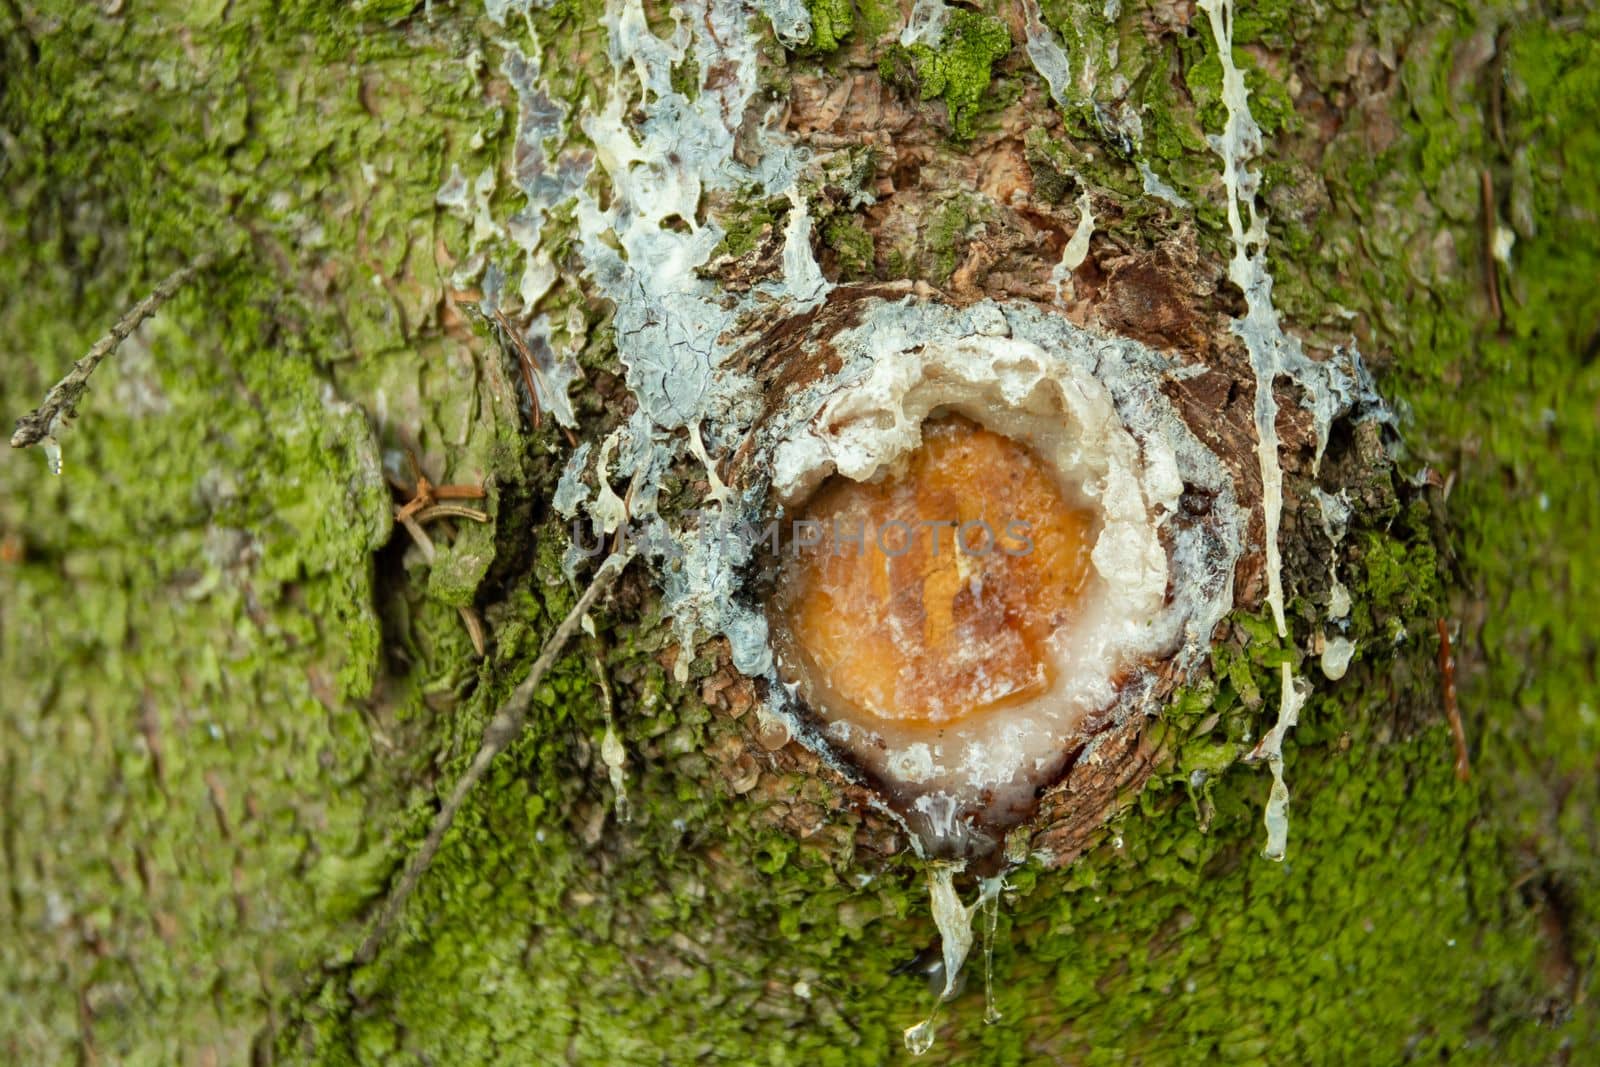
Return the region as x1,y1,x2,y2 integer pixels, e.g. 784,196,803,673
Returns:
903,1018,937,1056
772,416,1095,728
980,876,1004,1025
1320,634,1355,680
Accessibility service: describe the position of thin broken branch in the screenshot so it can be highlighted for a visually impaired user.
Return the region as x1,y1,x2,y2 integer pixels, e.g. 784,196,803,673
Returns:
389,451,491,652
11,253,216,458
412,502,491,525
353,547,636,967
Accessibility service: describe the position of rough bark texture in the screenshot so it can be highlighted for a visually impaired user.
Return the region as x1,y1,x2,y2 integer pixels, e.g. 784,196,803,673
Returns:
1,1,1596,1064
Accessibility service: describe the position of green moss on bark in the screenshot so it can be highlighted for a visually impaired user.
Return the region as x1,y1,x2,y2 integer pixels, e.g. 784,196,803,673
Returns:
878,10,1012,140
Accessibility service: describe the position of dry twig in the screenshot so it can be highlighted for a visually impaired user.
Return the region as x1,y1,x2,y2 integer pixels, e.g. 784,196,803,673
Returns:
353,548,635,966
390,450,491,654
11,254,215,463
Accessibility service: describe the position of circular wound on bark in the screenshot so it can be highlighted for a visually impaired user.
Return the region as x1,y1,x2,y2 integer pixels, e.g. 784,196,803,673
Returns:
729,287,1245,868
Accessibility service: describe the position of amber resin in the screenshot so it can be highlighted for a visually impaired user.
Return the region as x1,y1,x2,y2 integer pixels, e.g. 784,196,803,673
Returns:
770,416,1097,730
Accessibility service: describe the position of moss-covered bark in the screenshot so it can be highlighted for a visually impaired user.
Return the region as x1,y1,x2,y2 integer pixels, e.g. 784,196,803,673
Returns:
0,1,1594,1064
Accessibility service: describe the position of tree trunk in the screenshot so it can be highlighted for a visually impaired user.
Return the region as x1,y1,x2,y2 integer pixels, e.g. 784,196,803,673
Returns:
1,1,1594,1064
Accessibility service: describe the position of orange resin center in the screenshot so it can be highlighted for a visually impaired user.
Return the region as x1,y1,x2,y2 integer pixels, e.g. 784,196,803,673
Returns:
770,416,1097,728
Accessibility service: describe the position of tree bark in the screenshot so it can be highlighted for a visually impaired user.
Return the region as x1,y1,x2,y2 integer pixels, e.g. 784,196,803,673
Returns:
1,1,1595,1064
